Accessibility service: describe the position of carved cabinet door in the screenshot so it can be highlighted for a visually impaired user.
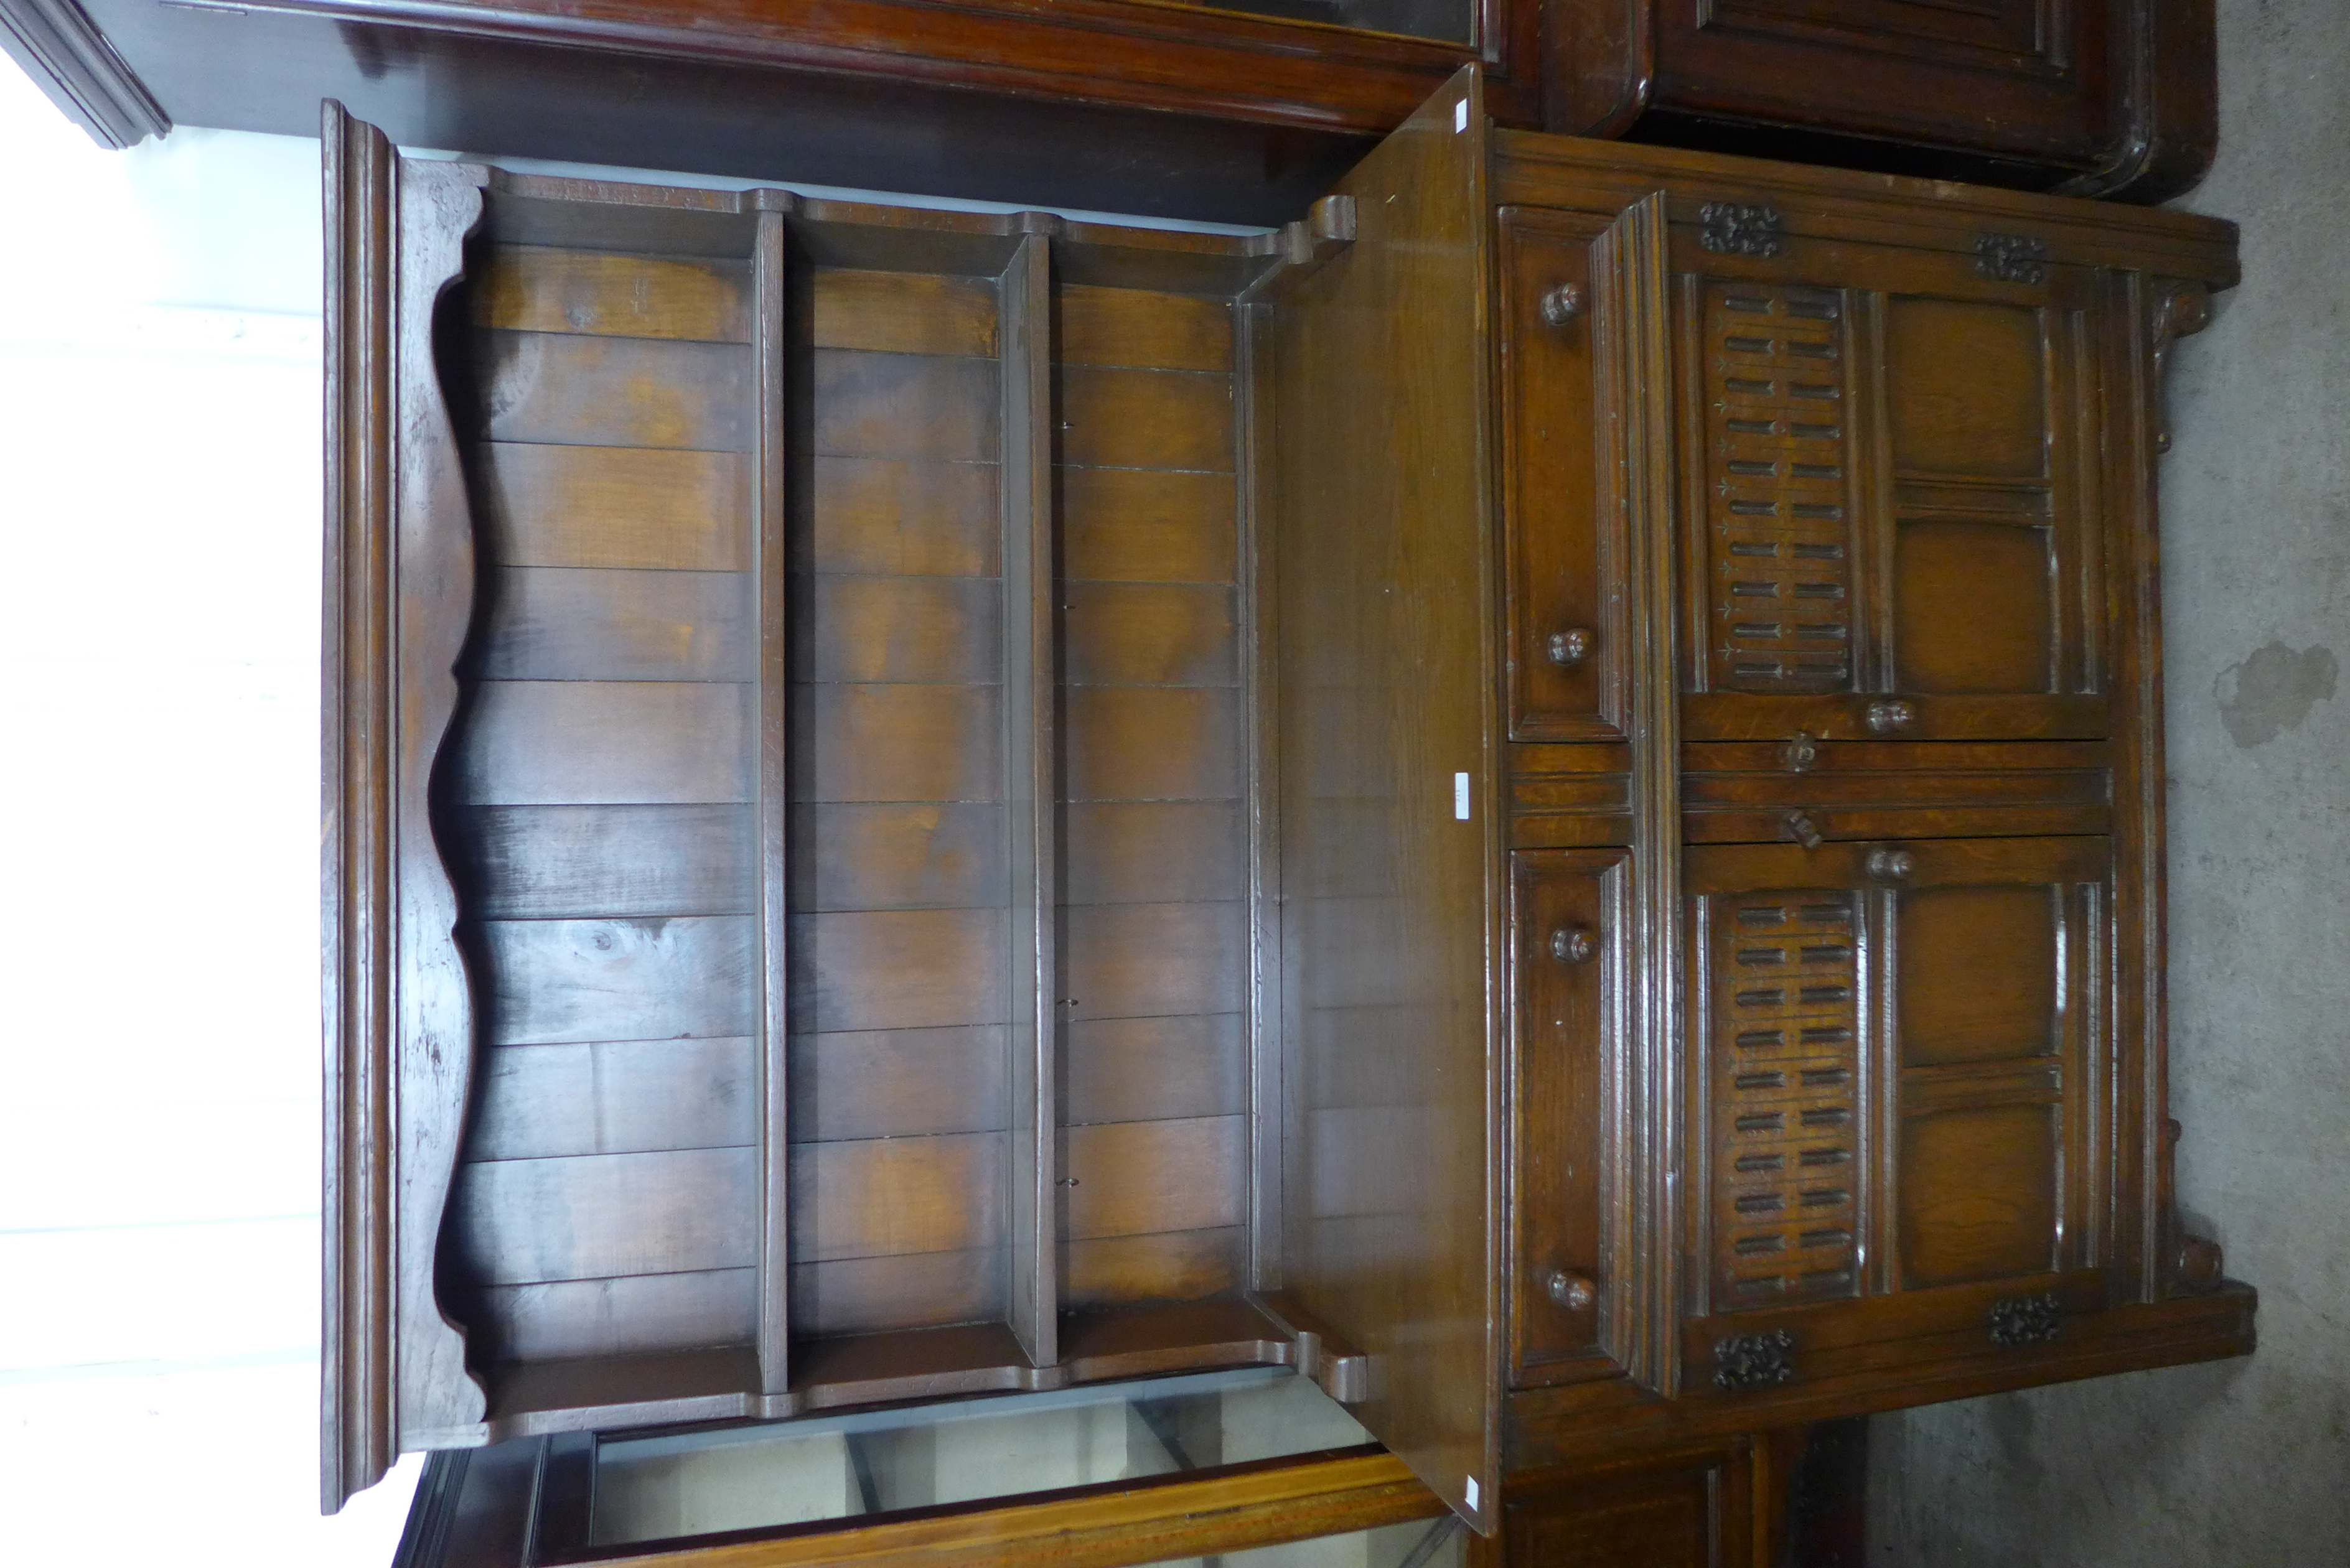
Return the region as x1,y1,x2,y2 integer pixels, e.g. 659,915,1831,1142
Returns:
1671,215,2112,745
1681,836,2114,1393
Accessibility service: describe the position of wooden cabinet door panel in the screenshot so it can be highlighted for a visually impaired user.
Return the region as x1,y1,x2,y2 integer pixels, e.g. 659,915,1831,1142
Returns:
1683,838,2110,1373
1508,849,1631,1387
1674,231,2107,743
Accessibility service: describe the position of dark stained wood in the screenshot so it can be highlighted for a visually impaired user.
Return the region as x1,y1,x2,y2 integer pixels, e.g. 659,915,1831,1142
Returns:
792,684,1000,804
1899,1103,2059,1287
1270,67,1499,1531
1060,467,1237,584
1064,688,1241,802
472,245,749,341
481,915,757,1046
799,574,1000,684
474,567,749,683
813,268,998,358
1064,582,1238,688
788,1132,1006,1264
475,443,749,571
455,804,754,919
458,681,751,806
787,1026,1009,1142
813,350,999,461
1057,365,1234,472
1062,1013,1247,1126
790,1248,1003,1338
1063,803,1245,906
1898,886,2061,1065
810,456,999,577
475,329,751,449
1056,286,1232,373
789,803,1007,912
1062,1228,1247,1309
787,908,1008,1034
469,1036,756,1160
1058,1116,1248,1241
454,1146,759,1284
464,1269,756,1364
1062,901,1247,1023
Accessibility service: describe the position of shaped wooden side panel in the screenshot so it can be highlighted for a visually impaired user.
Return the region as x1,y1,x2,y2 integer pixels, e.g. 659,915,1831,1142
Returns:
321,101,487,1511
1271,65,1500,1533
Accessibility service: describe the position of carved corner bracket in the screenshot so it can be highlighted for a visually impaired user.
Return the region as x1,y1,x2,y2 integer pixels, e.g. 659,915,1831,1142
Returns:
1989,1292,2064,1348
2150,281,2214,454
1713,1328,1798,1391
1698,203,1784,259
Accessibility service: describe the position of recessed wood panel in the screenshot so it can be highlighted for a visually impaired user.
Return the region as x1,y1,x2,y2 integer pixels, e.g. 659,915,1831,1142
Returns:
1060,467,1237,584
1063,802,1245,906
1899,1103,2058,1287
467,1268,757,1364
793,684,1001,805
813,269,998,358
1502,1464,1716,1568
1894,520,2055,694
811,456,1001,577
477,330,751,450
787,1025,1011,1143
1062,1013,1247,1126
789,802,1007,912
1058,366,1234,472
801,574,1001,683
1899,885,2061,1065
789,1132,1006,1262
480,915,757,1047
1062,901,1247,1022
787,907,1008,1034
1059,1116,1247,1241
477,443,749,572
1064,688,1241,801
789,1248,1003,1338
475,567,750,683
470,1036,756,1160
456,803,755,920
1061,1227,1246,1308
1886,299,2046,478
458,681,751,806
454,1146,759,1285
812,350,999,462
1064,582,1237,687
1055,286,1231,372
473,245,750,342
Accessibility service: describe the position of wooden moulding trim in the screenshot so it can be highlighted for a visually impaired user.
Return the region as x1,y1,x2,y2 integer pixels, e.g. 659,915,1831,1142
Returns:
752,206,791,1396
1591,189,1680,1398
1501,1282,2255,1470
1489,131,2240,288
2053,0,2219,203
0,0,167,148
161,0,1487,134
550,1449,1440,1568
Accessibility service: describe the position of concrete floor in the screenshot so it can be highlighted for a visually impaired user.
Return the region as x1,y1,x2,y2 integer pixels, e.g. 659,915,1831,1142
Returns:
1867,1,2350,1562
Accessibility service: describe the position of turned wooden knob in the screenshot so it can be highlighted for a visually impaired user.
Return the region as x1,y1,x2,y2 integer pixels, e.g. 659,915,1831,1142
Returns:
1547,627,1595,667
1546,1270,1597,1311
1865,698,1916,735
1540,283,1586,327
1866,847,1916,882
1550,926,1598,964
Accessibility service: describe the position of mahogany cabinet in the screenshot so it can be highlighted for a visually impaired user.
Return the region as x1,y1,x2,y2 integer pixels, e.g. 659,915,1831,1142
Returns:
326,68,2253,1559
10,0,2209,222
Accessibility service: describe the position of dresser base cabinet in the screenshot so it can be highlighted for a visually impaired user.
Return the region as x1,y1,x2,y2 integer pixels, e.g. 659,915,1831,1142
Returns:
325,71,2252,1546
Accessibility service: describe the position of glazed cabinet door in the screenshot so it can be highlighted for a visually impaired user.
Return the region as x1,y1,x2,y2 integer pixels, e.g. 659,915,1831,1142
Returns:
1683,836,2113,1391
1674,224,2111,744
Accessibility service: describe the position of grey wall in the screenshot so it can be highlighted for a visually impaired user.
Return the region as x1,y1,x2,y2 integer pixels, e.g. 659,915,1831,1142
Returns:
1868,1,2350,1561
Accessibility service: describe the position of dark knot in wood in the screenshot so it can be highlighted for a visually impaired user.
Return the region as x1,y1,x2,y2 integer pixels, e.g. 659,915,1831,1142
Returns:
1989,1292,2064,1346
1713,1329,1797,1391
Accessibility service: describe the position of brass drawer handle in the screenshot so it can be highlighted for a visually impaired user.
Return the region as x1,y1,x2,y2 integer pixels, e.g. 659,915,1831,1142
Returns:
1545,1270,1597,1312
1865,699,1916,735
1547,627,1594,667
1779,730,1818,773
1784,810,1823,851
1550,926,1598,964
1539,282,1585,327
1866,847,1915,882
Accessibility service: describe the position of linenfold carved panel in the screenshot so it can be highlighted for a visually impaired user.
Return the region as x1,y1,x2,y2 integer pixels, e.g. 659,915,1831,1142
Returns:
1701,282,1856,695
1710,891,1861,1311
